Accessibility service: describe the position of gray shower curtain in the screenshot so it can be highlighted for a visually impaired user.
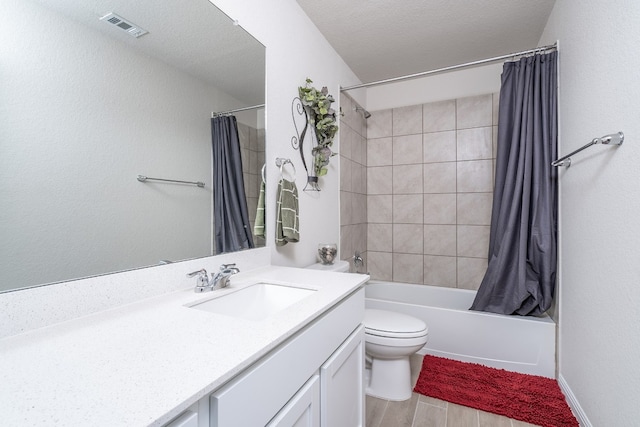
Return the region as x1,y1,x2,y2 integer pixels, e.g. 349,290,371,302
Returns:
212,115,254,253
470,51,557,316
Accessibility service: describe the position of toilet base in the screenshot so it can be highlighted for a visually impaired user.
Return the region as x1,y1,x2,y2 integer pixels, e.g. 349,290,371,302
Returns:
365,356,413,401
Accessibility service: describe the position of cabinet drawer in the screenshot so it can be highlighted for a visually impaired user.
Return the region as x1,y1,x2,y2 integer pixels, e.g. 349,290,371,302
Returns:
210,288,364,427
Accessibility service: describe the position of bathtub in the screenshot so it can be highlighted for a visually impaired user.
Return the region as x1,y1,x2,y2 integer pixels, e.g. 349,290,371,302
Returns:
365,280,556,378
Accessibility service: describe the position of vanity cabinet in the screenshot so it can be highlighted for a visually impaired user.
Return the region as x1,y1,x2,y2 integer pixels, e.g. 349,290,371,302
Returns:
268,325,365,427
209,288,364,427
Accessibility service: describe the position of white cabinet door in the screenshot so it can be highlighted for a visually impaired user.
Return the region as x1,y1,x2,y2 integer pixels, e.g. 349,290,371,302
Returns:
164,410,198,427
320,325,365,427
267,375,320,427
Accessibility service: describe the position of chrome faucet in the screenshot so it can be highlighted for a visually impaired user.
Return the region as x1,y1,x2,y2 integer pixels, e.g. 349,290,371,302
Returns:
187,263,240,293
212,263,240,289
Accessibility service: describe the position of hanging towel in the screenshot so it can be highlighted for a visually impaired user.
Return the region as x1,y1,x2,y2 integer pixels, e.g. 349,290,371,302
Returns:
254,181,266,238
275,178,299,246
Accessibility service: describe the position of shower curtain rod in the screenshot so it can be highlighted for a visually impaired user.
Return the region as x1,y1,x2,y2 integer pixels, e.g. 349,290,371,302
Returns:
340,42,558,91
211,103,265,117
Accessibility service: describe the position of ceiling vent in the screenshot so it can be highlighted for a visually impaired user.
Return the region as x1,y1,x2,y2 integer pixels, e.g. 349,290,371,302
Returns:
99,13,148,38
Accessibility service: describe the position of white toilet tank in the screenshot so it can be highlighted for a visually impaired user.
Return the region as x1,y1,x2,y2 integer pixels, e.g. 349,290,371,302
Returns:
305,259,350,272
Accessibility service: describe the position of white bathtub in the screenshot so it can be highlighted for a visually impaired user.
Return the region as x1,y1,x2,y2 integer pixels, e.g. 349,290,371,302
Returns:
365,281,556,378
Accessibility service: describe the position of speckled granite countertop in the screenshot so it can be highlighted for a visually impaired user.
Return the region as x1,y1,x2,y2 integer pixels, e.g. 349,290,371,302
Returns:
0,266,367,426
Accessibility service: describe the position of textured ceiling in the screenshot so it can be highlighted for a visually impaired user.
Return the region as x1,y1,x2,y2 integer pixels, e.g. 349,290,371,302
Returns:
34,0,265,106
297,0,556,84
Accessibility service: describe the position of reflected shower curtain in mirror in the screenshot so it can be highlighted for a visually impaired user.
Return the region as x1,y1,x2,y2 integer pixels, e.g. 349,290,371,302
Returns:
212,115,254,253
470,51,557,316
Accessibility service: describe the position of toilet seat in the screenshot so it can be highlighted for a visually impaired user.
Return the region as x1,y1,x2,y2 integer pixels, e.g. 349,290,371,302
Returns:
364,309,428,339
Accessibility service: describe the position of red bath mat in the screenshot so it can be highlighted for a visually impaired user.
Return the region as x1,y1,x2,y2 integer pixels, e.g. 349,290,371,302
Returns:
413,355,578,427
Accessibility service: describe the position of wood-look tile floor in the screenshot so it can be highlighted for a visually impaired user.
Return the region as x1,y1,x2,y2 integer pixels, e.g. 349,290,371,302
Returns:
365,355,541,427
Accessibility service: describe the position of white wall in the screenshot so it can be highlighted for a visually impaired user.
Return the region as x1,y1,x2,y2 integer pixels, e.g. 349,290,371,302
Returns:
365,63,502,111
539,1,640,425
0,0,250,291
210,0,362,267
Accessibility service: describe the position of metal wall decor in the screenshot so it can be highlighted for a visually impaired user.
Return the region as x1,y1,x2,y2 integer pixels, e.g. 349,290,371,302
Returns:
290,79,339,192
291,96,320,191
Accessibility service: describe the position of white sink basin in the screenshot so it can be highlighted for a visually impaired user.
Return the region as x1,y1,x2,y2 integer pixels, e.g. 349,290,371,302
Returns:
190,283,316,321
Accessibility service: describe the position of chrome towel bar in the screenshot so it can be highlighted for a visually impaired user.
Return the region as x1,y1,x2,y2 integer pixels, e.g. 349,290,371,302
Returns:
552,132,624,167
137,175,205,188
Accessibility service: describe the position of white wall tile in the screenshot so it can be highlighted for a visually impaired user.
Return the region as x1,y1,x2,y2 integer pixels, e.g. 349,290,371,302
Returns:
368,223,393,252
352,163,365,194
393,194,423,224
393,104,422,136
339,124,353,160
352,132,365,165
423,131,457,163
367,166,393,194
457,225,490,258
393,164,423,194
424,163,456,193
457,193,492,225
457,257,487,290
368,195,393,223
353,193,368,224
424,225,457,256
340,190,352,226
368,137,393,166
368,251,393,281
423,194,456,224
340,157,352,192
423,100,456,132
457,160,493,192
456,94,492,129
393,253,424,284
457,127,492,161
424,255,457,287
393,224,424,254
340,225,354,266
393,134,423,165
367,108,392,138
353,223,367,255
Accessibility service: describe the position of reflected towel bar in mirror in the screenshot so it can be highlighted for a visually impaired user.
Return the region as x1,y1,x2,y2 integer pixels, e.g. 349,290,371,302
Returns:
137,175,205,188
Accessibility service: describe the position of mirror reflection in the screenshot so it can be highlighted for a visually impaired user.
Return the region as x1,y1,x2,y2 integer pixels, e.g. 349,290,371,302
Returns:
0,0,266,292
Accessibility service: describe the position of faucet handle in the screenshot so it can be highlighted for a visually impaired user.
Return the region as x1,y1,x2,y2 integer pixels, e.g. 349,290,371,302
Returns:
187,268,208,278
187,269,210,290
220,263,240,274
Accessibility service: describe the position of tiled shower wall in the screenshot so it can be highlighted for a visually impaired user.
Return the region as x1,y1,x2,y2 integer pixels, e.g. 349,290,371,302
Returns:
365,94,499,289
339,93,368,271
239,123,266,249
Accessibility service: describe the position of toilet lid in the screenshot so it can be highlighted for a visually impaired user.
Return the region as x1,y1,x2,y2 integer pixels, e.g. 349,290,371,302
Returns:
364,309,428,339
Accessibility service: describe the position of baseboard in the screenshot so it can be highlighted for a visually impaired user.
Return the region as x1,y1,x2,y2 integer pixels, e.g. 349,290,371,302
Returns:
558,374,592,427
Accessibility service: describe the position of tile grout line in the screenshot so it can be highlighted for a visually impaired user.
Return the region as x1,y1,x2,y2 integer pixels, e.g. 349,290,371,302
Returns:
455,98,459,289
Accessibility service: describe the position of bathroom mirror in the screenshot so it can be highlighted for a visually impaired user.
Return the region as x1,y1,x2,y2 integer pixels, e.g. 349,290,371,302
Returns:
0,0,266,292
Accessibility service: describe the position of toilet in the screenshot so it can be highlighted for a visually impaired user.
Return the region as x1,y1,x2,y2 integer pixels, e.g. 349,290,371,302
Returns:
363,309,428,401
305,260,429,402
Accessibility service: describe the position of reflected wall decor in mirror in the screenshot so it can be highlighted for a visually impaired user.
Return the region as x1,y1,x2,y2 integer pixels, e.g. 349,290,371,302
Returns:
0,0,266,292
